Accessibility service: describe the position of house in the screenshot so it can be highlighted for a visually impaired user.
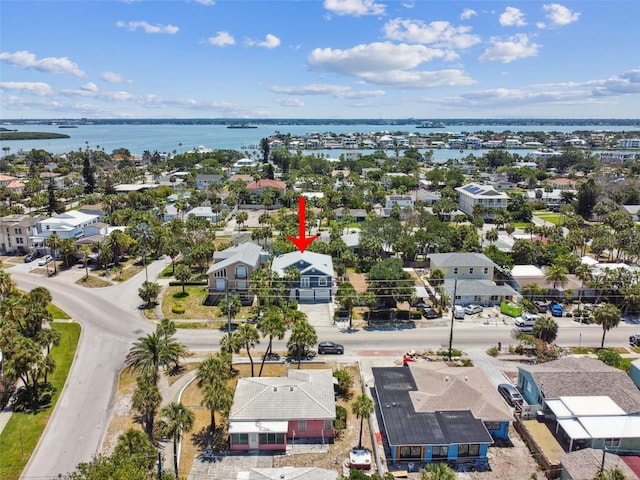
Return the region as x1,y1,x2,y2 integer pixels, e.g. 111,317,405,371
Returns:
195,174,225,191
333,208,367,223
232,158,258,172
228,369,336,452
271,251,334,303
0,214,46,254
455,183,508,220
372,366,493,467
622,205,640,222
385,194,413,210
560,448,640,480
428,253,520,305
77,204,106,221
30,211,100,252
246,179,286,197
185,206,223,223
206,242,266,305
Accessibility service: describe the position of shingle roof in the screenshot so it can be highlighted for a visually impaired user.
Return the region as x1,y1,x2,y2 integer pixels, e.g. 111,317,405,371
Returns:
207,241,264,274
560,448,640,480
428,252,496,268
271,251,334,277
519,358,640,414
229,369,336,422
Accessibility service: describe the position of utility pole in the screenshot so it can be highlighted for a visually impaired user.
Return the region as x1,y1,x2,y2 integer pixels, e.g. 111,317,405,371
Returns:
448,279,457,362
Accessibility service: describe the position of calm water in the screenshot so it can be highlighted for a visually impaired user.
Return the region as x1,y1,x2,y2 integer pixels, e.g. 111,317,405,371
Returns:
1,123,636,163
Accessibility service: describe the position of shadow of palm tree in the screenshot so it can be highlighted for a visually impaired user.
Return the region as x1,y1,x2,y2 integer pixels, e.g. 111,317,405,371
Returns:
191,426,228,451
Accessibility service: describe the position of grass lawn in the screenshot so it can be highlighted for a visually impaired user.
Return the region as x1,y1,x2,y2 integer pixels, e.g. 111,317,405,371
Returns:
534,212,562,225
161,285,254,321
0,322,81,480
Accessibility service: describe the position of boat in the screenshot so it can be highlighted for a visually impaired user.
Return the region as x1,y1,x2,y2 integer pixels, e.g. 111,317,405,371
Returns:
227,124,258,129
349,448,372,469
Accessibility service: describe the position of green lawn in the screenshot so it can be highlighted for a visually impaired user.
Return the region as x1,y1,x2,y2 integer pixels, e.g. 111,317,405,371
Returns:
0,322,80,480
533,212,563,225
161,284,254,321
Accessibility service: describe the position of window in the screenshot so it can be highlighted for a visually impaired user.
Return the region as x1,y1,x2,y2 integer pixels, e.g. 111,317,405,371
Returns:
300,278,310,288
458,444,469,457
483,267,489,274
324,420,333,431
298,420,306,431
318,277,327,287
259,433,284,444
230,433,248,445
484,421,500,431
604,438,620,448
458,444,480,457
215,278,226,291
399,446,422,459
469,267,474,274
432,446,448,459
453,268,458,275
237,280,248,291
235,265,247,279
469,444,480,456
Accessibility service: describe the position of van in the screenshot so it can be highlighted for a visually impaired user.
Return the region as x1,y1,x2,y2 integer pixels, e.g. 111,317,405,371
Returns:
453,305,465,320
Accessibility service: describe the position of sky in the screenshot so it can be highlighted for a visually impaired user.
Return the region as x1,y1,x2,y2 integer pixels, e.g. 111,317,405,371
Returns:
1,0,639,120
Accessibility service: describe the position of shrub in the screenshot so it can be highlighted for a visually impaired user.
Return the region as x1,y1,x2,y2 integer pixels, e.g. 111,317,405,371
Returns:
333,368,353,398
334,405,348,433
488,346,499,357
410,310,422,320
597,348,622,368
172,302,185,314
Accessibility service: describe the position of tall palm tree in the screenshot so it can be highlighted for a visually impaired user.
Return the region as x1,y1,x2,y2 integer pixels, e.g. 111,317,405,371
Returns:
235,323,260,376
158,402,194,476
46,233,61,274
594,303,621,348
532,317,559,343
352,394,374,449
257,306,286,376
113,428,157,471
287,319,317,369
131,221,154,282
201,379,233,432
545,264,569,291
220,332,241,375
336,281,359,329
79,244,91,278
132,377,161,441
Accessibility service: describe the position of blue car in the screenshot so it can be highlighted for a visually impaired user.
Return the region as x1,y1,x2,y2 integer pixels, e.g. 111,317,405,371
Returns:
550,303,563,317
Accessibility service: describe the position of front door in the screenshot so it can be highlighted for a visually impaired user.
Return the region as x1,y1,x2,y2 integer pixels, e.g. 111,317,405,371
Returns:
249,433,259,450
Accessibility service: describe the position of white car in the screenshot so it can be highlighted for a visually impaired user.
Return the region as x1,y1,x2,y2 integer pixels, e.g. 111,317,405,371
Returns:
464,304,483,315
38,255,53,266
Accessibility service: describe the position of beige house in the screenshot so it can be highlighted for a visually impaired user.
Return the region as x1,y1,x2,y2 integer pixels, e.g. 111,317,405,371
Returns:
206,242,266,305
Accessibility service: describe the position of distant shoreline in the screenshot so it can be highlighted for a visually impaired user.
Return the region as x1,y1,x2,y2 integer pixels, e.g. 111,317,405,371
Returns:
2,118,640,128
0,131,71,140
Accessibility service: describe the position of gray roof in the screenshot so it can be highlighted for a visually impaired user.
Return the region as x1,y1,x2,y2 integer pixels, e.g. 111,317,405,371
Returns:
245,467,338,480
442,278,519,297
372,367,493,446
271,251,334,277
207,242,264,274
560,448,640,480
429,252,496,268
229,369,336,422
519,358,640,414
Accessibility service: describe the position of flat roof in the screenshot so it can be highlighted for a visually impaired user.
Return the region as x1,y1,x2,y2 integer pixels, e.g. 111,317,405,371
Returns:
559,396,625,417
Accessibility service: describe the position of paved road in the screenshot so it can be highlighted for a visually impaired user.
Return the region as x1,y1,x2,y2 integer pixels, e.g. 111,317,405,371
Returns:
7,260,639,478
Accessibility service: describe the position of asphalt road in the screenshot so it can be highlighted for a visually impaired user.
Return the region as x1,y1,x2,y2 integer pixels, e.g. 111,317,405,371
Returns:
7,259,640,478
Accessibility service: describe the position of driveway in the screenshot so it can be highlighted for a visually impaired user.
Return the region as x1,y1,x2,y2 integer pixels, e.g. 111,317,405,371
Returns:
298,303,333,328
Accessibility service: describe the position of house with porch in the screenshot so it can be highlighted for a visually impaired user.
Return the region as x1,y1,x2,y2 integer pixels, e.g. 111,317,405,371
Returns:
0,214,46,254
206,242,267,305
455,183,508,220
271,251,334,303
372,366,493,468
30,211,100,252
228,369,336,452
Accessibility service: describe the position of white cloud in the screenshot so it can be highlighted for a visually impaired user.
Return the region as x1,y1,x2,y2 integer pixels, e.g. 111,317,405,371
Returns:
0,81,54,96
479,34,539,63
274,98,305,107
323,0,386,17
541,4,580,27
460,9,477,20
383,18,481,49
194,0,215,4
499,7,527,27
0,50,84,77
269,83,385,99
115,21,179,34
205,31,235,46
248,34,281,49
101,71,129,83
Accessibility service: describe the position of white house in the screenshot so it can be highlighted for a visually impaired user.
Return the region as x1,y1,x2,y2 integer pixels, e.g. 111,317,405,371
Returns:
30,211,100,250
455,183,508,219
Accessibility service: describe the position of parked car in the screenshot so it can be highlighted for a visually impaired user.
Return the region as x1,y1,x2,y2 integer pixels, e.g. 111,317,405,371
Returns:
38,255,53,266
497,384,523,407
453,305,465,320
421,307,441,319
317,341,344,355
630,334,640,347
464,304,483,315
515,313,538,328
24,252,38,262
533,300,548,313
550,302,564,317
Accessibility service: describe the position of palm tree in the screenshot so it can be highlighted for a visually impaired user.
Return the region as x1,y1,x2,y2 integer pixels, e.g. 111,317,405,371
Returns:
113,428,157,470
257,306,286,376
220,332,241,375
287,319,317,369
131,222,154,282
174,264,191,294
532,317,559,343
545,264,569,291
138,281,161,308
158,402,194,476
235,323,260,376
352,394,374,449
197,354,232,430
594,303,621,348
0,269,16,301
79,244,91,278
46,233,61,274
419,462,457,480
336,281,358,329
132,377,161,440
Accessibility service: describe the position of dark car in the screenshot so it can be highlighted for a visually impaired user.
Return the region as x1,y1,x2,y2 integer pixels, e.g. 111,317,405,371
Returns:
630,334,640,347
497,384,523,407
421,307,441,319
318,341,344,355
534,300,548,313
24,252,38,263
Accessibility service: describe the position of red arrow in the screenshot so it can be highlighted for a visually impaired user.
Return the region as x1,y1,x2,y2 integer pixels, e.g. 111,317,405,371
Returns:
287,196,318,253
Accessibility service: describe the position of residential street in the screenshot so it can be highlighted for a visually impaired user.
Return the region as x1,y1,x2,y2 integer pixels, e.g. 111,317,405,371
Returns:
5,260,639,478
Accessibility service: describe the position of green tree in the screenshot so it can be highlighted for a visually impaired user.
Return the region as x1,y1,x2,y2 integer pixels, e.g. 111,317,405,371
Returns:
174,263,191,294
47,233,61,275
287,319,317,368
257,306,286,376
131,222,155,282
158,402,195,476
533,317,559,343
138,281,161,308
235,322,260,376
82,154,96,194
112,429,157,471
352,393,374,449
132,377,161,441
594,303,621,348
545,264,569,290
366,258,414,308
197,353,233,430
419,462,457,480
576,178,600,220
336,281,359,329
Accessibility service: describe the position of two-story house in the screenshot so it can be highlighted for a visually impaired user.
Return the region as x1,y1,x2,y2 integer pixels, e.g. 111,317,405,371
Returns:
0,214,46,254
271,251,334,303
428,252,519,306
206,242,267,305
30,211,100,252
195,174,225,191
455,183,509,220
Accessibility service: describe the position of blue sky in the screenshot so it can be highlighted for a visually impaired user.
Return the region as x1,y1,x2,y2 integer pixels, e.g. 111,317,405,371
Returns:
1,0,639,119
